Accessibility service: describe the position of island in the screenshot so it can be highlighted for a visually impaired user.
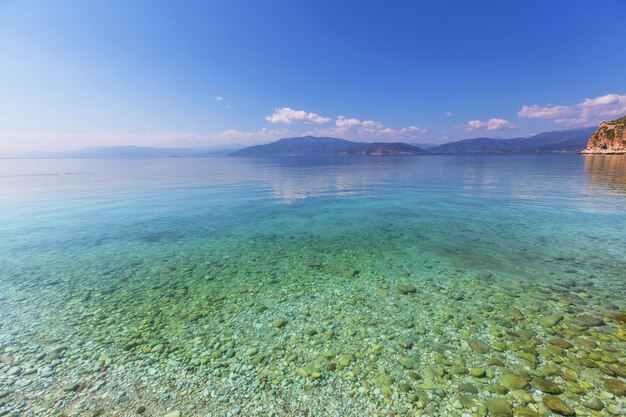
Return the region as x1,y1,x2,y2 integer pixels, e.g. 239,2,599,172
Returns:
228,136,425,157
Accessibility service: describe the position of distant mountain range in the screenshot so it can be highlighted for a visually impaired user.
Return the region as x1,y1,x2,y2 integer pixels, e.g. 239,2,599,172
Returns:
15,145,238,158
229,136,424,156
10,126,597,158
409,142,439,149
429,126,597,154
230,126,597,157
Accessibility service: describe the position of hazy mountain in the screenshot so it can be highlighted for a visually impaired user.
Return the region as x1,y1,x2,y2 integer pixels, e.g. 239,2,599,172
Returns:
427,127,597,154
409,142,439,149
230,128,596,157
229,136,425,156
12,127,598,158
16,145,240,158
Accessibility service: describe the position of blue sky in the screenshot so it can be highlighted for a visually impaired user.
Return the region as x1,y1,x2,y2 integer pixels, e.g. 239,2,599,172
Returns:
1,0,625,152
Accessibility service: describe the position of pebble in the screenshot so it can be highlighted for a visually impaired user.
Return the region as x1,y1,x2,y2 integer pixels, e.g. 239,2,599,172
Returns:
6,367,21,376
62,383,79,392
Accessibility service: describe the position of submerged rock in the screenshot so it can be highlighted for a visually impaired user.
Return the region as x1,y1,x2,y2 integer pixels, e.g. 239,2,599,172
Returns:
573,315,605,328
604,378,626,396
515,407,539,417
485,397,513,417
532,377,562,394
542,395,574,416
549,338,573,349
539,314,563,328
458,383,478,395
469,338,490,354
582,398,604,411
499,373,529,390
272,319,287,328
396,284,416,294
398,356,420,370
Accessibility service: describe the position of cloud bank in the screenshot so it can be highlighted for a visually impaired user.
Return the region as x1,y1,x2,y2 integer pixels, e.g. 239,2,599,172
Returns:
264,108,427,141
518,93,626,126
517,104,572,119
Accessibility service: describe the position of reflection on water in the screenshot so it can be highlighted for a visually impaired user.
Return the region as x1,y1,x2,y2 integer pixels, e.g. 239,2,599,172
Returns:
584,154,626,197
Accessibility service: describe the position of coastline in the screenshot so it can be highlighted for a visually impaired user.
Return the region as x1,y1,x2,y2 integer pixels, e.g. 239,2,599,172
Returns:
580,149,626,155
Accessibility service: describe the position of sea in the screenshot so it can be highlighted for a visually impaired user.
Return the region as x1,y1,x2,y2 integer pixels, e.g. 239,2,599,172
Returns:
0,154,624,416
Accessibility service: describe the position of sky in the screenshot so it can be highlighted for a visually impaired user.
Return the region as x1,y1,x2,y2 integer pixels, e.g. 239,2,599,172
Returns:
1,0,626,153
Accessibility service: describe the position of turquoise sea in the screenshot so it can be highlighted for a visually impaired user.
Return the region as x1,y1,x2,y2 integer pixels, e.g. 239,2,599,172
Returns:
0,155,625,416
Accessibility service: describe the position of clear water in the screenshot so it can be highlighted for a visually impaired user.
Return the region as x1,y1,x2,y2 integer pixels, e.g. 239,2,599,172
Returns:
1,155,625,416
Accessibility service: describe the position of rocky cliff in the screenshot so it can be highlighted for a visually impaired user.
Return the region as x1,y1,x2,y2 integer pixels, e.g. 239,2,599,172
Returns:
581,116,626,154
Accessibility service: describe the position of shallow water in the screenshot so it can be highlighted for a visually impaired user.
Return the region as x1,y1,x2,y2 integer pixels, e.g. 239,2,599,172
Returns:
0,155,625,416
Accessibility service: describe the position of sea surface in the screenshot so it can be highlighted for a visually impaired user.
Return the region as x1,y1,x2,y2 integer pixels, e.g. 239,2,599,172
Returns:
0,155,625,416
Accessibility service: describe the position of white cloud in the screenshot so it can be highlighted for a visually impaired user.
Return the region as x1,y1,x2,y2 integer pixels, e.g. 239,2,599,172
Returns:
517,104,572,119
554,118,589,126
466,118,517,131
487,118,517,130
214,96,223,101
577,93,626,120
266,107,330,124
335,116,362,129
360,120,384,130
446,112,452,116
334,116,383,131
466,120,485,131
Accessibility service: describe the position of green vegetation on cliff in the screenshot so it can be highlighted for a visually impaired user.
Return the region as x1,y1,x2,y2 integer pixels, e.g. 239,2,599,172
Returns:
607,115,626,125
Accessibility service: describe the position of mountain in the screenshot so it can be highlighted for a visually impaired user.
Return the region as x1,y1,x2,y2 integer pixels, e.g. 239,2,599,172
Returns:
229,136,425,157
580,116,626,154
427,126,597,154
409,142,439,149
12,126,602,158
15,145,240,158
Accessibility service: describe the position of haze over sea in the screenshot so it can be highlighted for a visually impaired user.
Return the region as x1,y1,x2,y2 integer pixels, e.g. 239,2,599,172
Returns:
1,155,625,415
